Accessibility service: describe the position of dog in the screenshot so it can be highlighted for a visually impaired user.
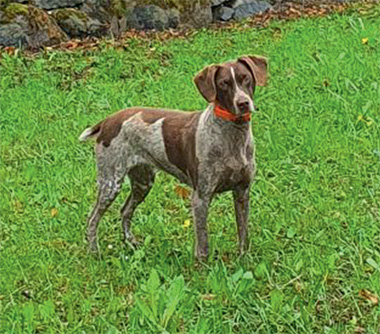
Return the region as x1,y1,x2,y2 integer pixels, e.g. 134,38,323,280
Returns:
79,55,268,260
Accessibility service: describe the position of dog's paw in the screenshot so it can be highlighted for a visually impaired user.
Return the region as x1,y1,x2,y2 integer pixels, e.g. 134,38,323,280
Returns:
195,250,209,264
124,235,141,250
88,243,100,256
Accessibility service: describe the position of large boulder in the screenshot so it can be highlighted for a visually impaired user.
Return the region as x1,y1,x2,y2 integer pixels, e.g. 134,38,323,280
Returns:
233,0,272,20
80,0,110,25
180,3,212,28
125,5,180,31
33,0,84,10
213,5,235,21
28,5,68,47
51,8,106,38
0,3,28,46
0,3,67,47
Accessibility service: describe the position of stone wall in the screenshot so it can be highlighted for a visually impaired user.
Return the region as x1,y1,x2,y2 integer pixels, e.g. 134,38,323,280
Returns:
0,0,354,48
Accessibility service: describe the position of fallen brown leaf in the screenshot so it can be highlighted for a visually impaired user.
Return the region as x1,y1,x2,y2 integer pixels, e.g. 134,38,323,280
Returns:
14,201,23,213
359,289,379,306
201,294,216,300
4,46,16,55
51,208,58,217
354,326,365,334
174,184,191,199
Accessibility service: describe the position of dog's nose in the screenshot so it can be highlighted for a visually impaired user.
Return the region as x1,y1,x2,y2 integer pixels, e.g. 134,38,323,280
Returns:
237,100,250,112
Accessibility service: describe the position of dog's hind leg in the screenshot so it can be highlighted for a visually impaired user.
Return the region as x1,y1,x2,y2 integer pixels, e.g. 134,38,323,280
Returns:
87,145,127,253
87,179,123,252
121,165,155,246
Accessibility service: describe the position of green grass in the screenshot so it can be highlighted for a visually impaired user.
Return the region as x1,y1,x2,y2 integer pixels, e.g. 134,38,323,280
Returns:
1,7,380,334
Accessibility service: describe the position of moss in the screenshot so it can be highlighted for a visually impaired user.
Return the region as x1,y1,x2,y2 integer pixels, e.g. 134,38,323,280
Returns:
138,0,211,12
27,5,68,46
110,0,127,17
0,3,28,23
5,3,28,16
52,8,88,23
0,0,10,9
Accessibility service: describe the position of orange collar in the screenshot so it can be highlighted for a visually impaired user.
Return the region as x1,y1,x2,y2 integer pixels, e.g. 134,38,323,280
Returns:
214,105,251,123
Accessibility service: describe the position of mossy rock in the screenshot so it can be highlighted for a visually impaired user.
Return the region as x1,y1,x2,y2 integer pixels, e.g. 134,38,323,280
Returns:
110,0,127,17
33,0,84,10
51,8,106,38
123,1,212,30
138,0,211,12
0,3,28,46
0,3,28,23
125,1,212,29
125,5,180,31
179,2,212,28
0,0,10,9
27,5,68,47
52,8,88,22
0,3,67,47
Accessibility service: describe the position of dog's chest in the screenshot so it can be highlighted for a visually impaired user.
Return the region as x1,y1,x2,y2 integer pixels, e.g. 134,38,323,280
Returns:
197,123,255,192
213,143,254,192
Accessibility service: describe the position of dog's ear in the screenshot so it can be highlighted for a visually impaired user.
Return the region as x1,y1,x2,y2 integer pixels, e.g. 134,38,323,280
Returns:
194,65,219,103
238,55,268,87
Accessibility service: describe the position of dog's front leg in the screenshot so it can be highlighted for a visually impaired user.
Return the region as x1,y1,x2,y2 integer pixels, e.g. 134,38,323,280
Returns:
192,190,213,260
233,185,250,255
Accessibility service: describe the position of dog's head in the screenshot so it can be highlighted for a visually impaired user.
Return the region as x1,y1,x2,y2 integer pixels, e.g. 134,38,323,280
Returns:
194,55,268,115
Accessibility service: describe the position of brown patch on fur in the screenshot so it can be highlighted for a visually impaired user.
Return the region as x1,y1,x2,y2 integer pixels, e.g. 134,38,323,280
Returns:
95,107,199,147
162,112,200,186
193,65,219,103
238,56,268,87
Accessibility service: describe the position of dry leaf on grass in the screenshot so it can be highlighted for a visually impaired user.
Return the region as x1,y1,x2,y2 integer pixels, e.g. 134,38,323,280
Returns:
201,294,216,300
359,289,379,306
354,326,365,334
3,46,16,55
14,201,23,213
51,208,58,217
174,184,191,199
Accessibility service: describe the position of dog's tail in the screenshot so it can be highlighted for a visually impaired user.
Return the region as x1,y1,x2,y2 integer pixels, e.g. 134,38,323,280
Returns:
79,122,102,142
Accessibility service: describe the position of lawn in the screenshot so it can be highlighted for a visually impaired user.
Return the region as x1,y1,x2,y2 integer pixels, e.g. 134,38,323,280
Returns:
1,5,380,333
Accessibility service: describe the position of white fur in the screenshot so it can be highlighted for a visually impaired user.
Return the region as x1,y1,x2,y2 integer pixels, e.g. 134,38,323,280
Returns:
79,127,94,141
97,113,189,185
230,67,254,113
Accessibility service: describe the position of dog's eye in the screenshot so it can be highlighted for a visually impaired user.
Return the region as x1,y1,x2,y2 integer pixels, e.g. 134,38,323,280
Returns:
219,79,230,88
241,75,249,83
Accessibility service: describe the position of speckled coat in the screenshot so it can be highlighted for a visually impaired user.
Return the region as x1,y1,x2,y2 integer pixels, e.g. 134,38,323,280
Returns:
80,55,268,260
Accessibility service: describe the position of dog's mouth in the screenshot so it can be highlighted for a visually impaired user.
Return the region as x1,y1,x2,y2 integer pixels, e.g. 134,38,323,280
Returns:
234,97,255,115
237,104,255,115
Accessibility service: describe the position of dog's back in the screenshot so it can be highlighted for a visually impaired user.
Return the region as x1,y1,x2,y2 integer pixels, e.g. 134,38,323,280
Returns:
80,107,201,185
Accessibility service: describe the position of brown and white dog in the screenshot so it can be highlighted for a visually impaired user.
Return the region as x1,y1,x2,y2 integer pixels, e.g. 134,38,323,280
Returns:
79,55,268,260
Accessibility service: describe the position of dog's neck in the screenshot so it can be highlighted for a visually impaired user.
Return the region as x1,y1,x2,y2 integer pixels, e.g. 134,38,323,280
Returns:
206,104,251,131
199,105,252,153
213,104,251,123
